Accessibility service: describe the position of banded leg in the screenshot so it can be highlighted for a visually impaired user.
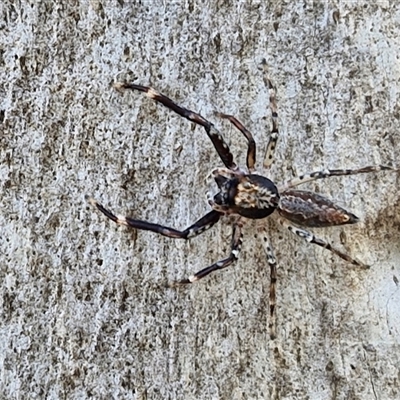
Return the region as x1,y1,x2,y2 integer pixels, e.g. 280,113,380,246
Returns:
282,221,369,268
262,61,279,169
280,165,393,191
87,197,221,239
215,112,256,172
172,221,243,285
258,228,278,340
114,82,237,170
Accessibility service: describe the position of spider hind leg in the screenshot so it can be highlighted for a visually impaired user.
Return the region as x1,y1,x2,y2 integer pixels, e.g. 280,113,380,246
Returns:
282,221,369,268
258,228,278,340
280,165,394,191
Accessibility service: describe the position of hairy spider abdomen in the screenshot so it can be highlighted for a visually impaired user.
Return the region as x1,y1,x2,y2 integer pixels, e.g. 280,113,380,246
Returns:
214,173,280,219
278,189,359,227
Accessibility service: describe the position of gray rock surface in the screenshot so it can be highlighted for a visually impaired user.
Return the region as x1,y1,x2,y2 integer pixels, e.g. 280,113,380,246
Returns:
1,2,400,399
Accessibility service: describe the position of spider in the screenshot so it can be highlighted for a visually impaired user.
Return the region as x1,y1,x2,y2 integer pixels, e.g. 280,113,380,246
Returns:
88,68,393,338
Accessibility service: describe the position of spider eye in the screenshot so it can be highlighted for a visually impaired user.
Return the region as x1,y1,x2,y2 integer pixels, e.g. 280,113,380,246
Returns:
214,192,224,205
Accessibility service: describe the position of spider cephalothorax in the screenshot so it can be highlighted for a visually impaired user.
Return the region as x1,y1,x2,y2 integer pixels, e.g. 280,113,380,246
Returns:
88,67,393,338
210,168,279,219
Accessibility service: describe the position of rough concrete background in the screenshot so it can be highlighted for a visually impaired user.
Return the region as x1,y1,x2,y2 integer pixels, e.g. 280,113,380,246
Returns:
1,1,400,399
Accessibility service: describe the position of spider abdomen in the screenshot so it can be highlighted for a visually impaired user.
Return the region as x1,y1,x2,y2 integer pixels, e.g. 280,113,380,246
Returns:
278,189,359,227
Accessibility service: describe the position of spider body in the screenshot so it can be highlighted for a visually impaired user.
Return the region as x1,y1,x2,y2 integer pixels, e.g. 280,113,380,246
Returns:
89,70,393,338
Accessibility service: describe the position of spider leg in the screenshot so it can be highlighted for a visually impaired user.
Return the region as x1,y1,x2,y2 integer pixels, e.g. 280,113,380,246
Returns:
258,228,278,340
280,165,393,191
114,82,237,170
214,112,256,172
262,63,279,169
172,222,243,285
87,197,221,239
282,221,369,268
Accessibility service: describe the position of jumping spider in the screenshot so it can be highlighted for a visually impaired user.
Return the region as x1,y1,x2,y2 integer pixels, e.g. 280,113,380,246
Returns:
88,70,393,338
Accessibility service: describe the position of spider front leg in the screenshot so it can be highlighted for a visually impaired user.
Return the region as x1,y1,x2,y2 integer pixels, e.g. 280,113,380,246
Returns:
114,82,237,170
215,112,256,172
172,221,243,285
87,197,221,239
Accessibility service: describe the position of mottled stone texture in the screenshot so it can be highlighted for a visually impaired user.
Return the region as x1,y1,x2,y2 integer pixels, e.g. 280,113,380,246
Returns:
1,1,400,399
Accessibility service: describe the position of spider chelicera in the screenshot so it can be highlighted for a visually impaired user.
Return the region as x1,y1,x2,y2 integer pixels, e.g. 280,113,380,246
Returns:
88,67,393,338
